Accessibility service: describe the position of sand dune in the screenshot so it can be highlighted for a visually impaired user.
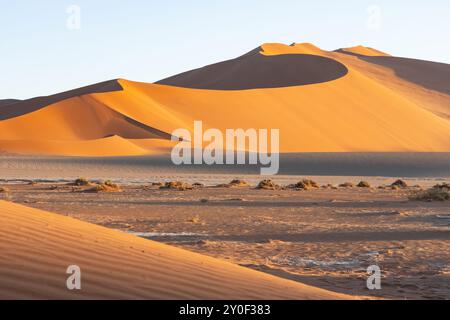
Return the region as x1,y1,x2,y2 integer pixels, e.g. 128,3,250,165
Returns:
0,200,352,299
0,99,21,107
348,56,450,96
0,80,123,121
335,45,390,57
156,46,348,90
1,42,450,155
0,136,174,157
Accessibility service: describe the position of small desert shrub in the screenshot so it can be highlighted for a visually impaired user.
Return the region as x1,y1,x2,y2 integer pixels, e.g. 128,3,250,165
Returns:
103,180,119,188
301,179,319,188
409,186,450,202
286,181,307,190
217,179,250,188
256,179,280,190
287,179,318,190
0,186,9,193
357,181,371,188
160,181,193,191
187,215,202,223
339,182,354,188
433,183,450,190
0,186,11,201
74,178,92,186
391,179,408,188
228,179,250,187
87,181,121,193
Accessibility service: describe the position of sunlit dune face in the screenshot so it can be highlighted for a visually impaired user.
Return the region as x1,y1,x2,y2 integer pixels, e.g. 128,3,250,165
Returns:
0,200,352,299
0,42,449,156
336,45,390,57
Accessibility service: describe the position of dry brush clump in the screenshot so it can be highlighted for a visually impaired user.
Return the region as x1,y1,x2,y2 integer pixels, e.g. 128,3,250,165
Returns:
357,181,371,188
187,215,202,224
160,181,193,191
0,186,12,201
86,180,121,193
409,184,450,202
287,179,319,190
256,179,280,190
150,182,164,187
0,186,9,193
433,183,450,190
228,179,250,187
72,178,94,186
339,182,354,188
391,179,408,189
216,179,250,188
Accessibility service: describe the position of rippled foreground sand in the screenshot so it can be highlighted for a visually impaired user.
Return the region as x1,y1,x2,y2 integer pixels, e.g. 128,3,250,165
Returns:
1,179,449,300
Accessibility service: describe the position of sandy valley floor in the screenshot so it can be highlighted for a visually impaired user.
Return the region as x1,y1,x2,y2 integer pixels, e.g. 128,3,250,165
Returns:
1,179,449,300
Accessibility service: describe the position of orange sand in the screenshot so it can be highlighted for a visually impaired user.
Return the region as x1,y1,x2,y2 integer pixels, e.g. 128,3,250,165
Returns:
338,45,390,57
0,43,449,155
0,200,353,299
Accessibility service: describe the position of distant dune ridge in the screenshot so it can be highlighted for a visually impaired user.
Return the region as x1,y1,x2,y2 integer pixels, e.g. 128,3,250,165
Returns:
0,99,21,107
0,200,352,299
335,45,390,57
1,42,450,156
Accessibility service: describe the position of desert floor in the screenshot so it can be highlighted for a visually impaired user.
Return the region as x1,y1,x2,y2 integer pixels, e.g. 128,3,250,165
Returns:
1,178,449,300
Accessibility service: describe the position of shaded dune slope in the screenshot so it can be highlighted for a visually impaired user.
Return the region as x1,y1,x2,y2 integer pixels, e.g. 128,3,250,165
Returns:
0,201,352,300
334,46,450,119
0,80,123,121
156,46,349,90
351,55,450,96
0,99,21,107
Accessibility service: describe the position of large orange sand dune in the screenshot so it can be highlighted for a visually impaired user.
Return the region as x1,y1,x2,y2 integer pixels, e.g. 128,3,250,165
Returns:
1,42,450,155
0,200,353,299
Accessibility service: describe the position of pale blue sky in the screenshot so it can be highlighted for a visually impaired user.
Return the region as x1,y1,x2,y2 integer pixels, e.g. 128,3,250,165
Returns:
1,0,449,99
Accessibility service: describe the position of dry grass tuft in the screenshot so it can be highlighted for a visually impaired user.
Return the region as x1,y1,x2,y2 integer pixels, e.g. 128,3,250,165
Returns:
357,181,371,188
339,182,354,188
217,179,250,188
256,179,280,190
391,179,408,188
409,185,449,202
229,179,250,187
86,180,121,193
160,181,193,191
0,186,9,193
287,179,319,190
73,178,94,186
187,215,202,223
